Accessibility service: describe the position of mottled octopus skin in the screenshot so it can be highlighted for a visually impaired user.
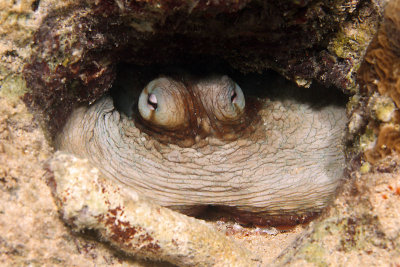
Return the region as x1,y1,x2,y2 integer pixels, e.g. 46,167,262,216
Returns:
57,80,346,225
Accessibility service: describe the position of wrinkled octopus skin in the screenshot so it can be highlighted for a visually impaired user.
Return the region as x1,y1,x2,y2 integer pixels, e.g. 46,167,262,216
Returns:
57,75,346,226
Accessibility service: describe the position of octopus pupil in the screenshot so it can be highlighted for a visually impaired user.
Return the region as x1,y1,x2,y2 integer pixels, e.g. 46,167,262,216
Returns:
231,90,237,103
147,94,158,110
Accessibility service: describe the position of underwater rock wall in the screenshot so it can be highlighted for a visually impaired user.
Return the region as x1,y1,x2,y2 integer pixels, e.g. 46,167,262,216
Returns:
357,0,400,167
19,0,384,137
2,0,400,266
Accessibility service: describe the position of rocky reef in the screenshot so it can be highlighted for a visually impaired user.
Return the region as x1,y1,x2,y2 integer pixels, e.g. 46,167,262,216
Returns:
20,0,382,137
2,0,400,266
356,0,400,167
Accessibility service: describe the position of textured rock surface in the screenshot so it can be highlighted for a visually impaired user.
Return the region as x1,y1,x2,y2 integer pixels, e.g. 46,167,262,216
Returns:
356,0,400,167
275,165,400,266
21,0,384,137
49,152,260,266
0,96,161,266
2,0,400,266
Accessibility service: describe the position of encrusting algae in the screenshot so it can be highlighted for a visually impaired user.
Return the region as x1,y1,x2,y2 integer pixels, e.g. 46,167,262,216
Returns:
358,0,400,164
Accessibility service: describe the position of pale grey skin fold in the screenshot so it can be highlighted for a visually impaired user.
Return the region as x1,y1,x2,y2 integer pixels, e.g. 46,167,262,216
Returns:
57,76,346,223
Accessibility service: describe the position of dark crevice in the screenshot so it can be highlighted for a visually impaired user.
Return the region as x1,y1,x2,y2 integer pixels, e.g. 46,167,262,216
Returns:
31,0,40,11
22,0,368,141
111,60,348,119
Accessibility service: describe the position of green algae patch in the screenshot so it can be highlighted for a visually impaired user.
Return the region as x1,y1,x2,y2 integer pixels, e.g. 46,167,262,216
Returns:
337,215,389,253
359,127,377,151
329,19,377,60
369,94,396,122
0,74,28,101
286,213,389,266
295,219,342,267
300,242,328,267
360,162,371,174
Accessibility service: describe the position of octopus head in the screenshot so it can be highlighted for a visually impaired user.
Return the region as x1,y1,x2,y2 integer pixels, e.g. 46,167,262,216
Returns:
57,71,346,226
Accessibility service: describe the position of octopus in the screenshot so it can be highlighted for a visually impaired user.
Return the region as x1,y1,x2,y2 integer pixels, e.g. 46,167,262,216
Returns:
56,71,347,226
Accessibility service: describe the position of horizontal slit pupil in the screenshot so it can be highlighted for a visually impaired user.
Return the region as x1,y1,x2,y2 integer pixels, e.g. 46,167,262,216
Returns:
148,94,158,110
231,91,237,103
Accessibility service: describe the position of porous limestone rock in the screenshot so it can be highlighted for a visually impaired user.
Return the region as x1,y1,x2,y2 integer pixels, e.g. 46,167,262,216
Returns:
2,0,400,266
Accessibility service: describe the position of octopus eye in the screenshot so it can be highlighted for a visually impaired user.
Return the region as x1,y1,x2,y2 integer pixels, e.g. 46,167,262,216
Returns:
138,77,188,129
230,89,238,103
215,76,245,122
147,93,158,110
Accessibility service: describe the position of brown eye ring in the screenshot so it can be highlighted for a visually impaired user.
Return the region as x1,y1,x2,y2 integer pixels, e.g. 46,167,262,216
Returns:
138,77,189,130
214,75,245,122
